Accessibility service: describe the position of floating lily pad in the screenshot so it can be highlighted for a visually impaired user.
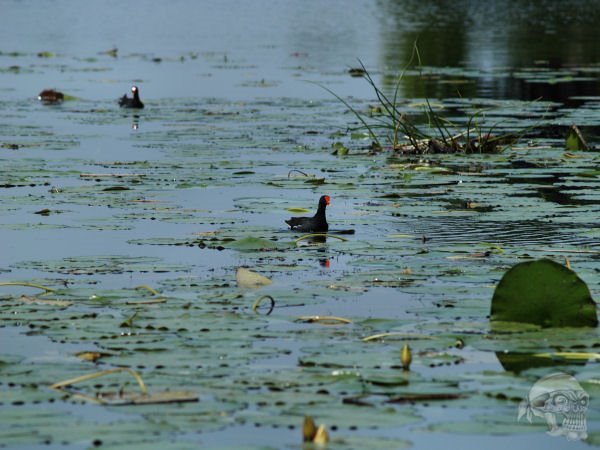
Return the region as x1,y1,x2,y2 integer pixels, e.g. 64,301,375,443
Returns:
490,259,598,328
3,37,600,449
13,256,191,275
229,236,286,251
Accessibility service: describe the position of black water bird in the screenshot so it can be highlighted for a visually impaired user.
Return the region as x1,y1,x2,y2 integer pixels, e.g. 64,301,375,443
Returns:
119,86,144,108
285,195,330,232
38,89,64,104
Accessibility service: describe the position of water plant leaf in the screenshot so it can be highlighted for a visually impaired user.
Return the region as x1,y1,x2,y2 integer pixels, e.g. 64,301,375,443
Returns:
490,258,598,328
565,124,590,151
229,236,283,251
332,142,350,156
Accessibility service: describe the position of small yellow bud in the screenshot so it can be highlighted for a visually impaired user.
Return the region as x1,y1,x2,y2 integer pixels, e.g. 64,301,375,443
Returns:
400,344,412,371
303,415,317,442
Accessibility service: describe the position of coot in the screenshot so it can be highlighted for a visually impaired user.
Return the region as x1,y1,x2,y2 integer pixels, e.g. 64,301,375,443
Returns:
119,86,144,108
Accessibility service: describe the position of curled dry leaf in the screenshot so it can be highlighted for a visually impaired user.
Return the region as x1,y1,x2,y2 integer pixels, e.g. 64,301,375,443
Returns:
236,267,272,288
313,424,329,445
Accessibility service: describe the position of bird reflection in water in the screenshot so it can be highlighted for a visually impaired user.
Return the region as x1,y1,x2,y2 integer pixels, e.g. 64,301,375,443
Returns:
320,258,331,268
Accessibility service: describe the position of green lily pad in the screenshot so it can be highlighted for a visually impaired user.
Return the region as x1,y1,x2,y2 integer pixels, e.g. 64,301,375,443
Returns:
229,236,287,251
490,259,598,328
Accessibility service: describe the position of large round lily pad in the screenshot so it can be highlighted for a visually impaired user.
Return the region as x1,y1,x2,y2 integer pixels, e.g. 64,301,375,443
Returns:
490,259,598,328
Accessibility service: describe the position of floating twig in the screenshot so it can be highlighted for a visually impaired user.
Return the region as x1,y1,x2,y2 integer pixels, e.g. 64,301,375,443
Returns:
135,284,160,296
361,332,435,342
295,315,352,325
50,367,148,395
129,284,166,304
126,298,166,305
287,169,309,178
50,368,198,405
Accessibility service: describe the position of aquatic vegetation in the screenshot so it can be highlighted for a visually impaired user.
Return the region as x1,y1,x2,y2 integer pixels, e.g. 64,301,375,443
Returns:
321,52,536,154
490,258,598,328
565,124,592,151
1,27,600,449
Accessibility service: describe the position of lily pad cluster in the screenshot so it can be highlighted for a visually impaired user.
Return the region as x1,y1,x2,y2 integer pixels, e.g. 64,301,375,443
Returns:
2,52,600,448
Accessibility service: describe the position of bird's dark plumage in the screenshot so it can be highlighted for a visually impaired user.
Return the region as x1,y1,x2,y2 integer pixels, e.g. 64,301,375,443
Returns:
38,89,64,104
119,86,144,108
285,195,330,232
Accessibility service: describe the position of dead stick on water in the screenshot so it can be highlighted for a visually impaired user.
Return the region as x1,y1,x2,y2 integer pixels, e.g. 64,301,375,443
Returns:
362,332,435,342
287,169,309,178
135,285,160,296
295,315,352,325
129,285,167,304
50,367,148,395
126,298,166,305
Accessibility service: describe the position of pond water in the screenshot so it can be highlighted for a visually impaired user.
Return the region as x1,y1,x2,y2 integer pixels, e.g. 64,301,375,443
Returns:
1,1,600,449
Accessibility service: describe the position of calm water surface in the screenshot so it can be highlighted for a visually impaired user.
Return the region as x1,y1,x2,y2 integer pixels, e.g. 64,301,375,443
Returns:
1,1,600,449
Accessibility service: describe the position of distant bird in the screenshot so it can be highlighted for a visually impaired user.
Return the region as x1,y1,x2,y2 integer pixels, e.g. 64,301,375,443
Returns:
119,86,144,108
38,89,64,104
285,195,330,232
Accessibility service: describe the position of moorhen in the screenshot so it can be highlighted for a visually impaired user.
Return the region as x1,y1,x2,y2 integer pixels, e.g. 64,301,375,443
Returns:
119,86,144,109
285,195,330,232
38,89,64,104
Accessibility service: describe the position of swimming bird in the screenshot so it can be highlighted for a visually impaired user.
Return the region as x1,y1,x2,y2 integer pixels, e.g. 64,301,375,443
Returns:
38,89,64,104
285,195,330,232
119,86,144,108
